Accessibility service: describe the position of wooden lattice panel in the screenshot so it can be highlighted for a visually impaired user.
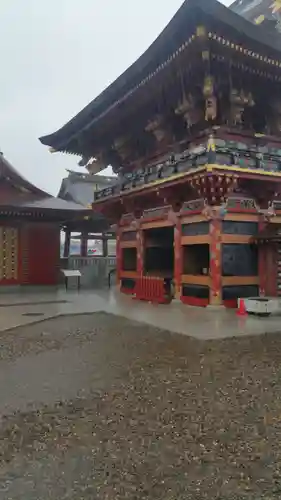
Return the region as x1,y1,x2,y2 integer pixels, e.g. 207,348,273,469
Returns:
0,227,19,282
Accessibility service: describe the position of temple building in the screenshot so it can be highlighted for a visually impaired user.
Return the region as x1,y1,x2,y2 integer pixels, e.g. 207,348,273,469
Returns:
58,170,116,257
58,170,115,206
0,151,90,287
40,0,281,306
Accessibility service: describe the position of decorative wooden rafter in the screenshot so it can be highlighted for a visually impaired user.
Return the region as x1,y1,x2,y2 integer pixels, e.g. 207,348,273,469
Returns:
241,179,280,208
203,76,217,122
189,173,238,206
256,203,276,221
202,202,228,220
145,115,167,142
175,94,201,128
237,177,281,220
180,198,205,214
230,89,255,127
113,136,132,161
84,155,106,174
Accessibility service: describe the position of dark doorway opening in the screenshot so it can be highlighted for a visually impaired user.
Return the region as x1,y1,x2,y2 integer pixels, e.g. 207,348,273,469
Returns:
222,244,258,276
122,247,137,271
183,244,210,275
144,226,174,278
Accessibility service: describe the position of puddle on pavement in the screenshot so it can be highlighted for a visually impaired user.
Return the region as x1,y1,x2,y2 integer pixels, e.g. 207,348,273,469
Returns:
0,300,68,308
22,312,45,317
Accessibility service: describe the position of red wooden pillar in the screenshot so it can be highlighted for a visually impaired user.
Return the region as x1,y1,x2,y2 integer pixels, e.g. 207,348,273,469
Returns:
209,217,222,305
116,225,122,286
258,221,266,296
174,219,182,299
63,229,71,258
136,228,144,275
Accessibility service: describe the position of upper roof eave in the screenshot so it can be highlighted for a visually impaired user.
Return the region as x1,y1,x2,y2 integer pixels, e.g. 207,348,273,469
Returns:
0,154,98,216
0,195,93,215
39,0,281,152
0,154,51,196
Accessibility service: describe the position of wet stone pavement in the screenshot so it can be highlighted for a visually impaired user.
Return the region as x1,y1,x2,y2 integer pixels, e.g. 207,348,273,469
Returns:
1,314,281,498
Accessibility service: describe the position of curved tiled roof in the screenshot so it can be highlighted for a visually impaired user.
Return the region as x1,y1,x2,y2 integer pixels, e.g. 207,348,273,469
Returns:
0,153,49,196
39,0,281,153
0,153,90,215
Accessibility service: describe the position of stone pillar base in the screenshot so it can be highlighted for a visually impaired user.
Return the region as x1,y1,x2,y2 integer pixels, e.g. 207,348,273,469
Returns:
207,304,223,311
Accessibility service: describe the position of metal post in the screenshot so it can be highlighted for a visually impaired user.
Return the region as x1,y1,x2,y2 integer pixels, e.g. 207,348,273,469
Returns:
63,229,71,258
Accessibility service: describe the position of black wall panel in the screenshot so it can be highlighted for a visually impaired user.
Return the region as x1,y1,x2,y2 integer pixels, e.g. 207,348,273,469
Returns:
182,222,209,236
121,278,136,290
182,284,209,299
222,285,259,300
222,244,258,276
222,221,258,235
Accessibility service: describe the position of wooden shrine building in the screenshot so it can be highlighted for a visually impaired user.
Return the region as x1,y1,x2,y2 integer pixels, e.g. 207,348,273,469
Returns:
40,0,281,306
58,169,115,257
0,152,90,287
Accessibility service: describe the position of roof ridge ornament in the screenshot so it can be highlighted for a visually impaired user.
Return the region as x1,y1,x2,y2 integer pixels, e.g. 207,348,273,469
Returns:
272,1,281,14
256,201,276,220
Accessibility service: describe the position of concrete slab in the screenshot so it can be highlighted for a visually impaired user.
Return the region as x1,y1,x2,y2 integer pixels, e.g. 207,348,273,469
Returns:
0,287,280,339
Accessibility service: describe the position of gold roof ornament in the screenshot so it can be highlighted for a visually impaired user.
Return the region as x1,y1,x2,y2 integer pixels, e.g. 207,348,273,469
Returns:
48,147,57,153
207,134,216,152
254,15,265,25
272,1,281,14
203,76,214,98
196,26,206,38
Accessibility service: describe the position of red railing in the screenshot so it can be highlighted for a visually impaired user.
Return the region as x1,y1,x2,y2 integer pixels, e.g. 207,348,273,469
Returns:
135,276,172,304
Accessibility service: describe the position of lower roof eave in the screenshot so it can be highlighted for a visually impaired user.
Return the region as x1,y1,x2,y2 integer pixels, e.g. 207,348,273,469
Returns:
0,205,92,221
92,164,281,207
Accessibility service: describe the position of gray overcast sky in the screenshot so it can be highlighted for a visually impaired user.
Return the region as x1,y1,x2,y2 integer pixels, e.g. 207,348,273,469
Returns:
0,0,232,195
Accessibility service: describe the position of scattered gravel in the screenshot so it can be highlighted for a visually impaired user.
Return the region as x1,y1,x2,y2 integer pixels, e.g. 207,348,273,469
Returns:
0,313,281,499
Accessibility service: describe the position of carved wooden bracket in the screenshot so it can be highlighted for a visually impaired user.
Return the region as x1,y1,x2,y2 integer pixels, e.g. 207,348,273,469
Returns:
203,77,217,122
145,115,167,142
202,203,228,221
189,174,238,206
256,202,276,222
113,137,131,161
230,89,255,126
85,156,106,174
175,95,201,128
205,96,217,121
167,209,178,225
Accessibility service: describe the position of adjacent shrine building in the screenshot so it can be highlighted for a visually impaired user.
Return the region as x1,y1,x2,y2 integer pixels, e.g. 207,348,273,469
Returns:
40,0,281,306
58,169,116,258
0,152,89,287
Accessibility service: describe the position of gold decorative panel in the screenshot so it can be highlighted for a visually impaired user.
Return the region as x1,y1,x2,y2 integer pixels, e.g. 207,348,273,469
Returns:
0,227,18,282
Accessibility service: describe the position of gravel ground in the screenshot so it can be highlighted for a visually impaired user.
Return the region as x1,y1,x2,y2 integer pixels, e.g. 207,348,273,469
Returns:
1,312,281,499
